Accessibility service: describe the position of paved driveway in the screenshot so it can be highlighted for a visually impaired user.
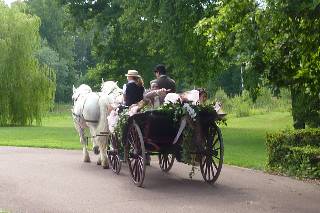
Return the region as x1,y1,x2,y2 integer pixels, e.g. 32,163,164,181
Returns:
0,147,319,213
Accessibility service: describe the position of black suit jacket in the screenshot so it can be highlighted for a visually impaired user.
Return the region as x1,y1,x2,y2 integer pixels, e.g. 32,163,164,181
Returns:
156,75,176,93
124,82,144,106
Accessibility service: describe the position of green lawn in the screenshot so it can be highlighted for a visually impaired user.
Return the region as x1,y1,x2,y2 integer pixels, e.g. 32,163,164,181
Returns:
0,111,292,170
222,112,292,169
0,113,82,150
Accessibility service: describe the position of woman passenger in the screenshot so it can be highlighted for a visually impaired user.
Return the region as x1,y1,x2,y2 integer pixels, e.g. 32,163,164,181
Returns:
123,70,145,106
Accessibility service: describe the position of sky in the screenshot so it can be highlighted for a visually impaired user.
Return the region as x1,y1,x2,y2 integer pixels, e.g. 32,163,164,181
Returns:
4,0,19,5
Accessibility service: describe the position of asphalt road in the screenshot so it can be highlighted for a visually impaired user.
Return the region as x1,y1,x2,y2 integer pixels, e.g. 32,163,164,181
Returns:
0,147,319,213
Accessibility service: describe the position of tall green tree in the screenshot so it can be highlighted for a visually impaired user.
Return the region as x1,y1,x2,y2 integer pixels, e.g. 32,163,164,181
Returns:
197,0,320,128
259,0,320,128
0,2,55,126
196,0,264,99
26,0,76,102
63,0,216,91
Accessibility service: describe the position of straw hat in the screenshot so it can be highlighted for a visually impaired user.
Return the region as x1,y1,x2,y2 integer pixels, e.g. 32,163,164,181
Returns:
125,70,141,77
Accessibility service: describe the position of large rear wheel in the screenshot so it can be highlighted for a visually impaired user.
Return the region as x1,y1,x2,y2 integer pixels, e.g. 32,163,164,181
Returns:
200,124,224,184
126,121,146,187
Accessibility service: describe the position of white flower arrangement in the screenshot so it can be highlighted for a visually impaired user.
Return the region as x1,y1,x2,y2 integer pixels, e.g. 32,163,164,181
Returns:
183,103,197,121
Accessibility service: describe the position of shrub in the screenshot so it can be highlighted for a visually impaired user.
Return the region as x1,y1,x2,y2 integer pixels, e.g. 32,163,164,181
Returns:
213,88,291,117
230,95,251,117
266,128,320,179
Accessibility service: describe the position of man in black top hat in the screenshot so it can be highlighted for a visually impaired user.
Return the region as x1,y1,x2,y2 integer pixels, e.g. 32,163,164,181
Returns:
152,64,176,93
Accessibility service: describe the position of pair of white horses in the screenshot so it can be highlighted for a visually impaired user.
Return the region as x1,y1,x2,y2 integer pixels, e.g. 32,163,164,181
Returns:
72,80,123,169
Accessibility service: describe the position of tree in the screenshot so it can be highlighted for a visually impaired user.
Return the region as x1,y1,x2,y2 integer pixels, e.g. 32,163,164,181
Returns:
259,0,320,128
0,2,55,126
196,0,320,128
62,0,217,91
196,0,264,99
26,0,76,102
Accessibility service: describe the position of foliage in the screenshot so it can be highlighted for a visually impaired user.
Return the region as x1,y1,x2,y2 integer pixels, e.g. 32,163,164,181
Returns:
0,3,56,126
196,0,320,128
215,65,242,96
62,0,217,90
214,87,291,117
26,0,94,103
266,128,320,179
26,0,75,103
196,0,264,100
113,109,129,145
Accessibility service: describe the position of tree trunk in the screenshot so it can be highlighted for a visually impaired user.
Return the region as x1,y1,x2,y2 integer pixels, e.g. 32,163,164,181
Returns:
290,87,305,129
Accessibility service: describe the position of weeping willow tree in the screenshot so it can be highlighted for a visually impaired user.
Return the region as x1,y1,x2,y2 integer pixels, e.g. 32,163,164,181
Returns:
0,2,56,126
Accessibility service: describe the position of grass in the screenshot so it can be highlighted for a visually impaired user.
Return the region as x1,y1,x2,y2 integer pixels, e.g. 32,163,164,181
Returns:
0,110,293,170
0,113,82,150
222,112,293,169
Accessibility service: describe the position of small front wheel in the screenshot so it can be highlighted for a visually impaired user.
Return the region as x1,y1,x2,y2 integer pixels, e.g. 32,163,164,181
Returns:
158,153,175,172
108,134,122,174
109,154,121,174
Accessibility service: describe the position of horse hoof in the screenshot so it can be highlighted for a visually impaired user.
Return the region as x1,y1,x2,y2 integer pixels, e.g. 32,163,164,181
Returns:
102,163,109,169
93,146,100,155
83,155,91,163
83,158,91,163
97,160,101,165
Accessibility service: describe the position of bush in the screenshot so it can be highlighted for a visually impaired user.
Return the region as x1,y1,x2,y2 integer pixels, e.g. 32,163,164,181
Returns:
266,128,320,179
230,95,251,117
213,88,291,117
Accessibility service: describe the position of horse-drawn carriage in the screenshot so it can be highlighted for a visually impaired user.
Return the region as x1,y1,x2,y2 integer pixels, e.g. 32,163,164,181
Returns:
106,104,224,187
72,82,224,187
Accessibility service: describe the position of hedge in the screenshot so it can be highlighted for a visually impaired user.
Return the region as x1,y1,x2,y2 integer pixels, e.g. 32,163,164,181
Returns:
266,128,320,179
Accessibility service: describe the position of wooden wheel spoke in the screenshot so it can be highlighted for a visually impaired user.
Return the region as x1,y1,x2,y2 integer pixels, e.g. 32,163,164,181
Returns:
136,159,141,182
207,162,211,180
210,163,215,179
203,158,208,177
213,155,220,160
212,138,219,147
135,159,139,181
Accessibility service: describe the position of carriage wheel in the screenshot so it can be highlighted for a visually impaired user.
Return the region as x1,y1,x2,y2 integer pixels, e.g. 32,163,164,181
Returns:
158,153,175,172
108,134,122,174
109,154,121,174
200,125,224,184
126,121,146,187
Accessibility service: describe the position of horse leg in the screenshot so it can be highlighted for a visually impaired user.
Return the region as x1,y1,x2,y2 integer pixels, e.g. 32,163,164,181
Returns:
99,141,109,169
75,122,91,163
92,137,100,155
81,135,91,163
97,157,102,165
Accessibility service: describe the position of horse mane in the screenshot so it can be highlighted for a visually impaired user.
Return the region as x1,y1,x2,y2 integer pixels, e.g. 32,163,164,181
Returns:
72,84,92,100
101,81,122,95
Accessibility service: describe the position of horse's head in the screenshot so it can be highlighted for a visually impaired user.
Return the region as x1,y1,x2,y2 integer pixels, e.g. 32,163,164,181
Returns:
101,80,123,96
72,84,92,103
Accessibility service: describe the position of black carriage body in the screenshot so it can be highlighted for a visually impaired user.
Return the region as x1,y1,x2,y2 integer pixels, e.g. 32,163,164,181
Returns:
127,110,180,151
118,108,224,187
124,109,219,158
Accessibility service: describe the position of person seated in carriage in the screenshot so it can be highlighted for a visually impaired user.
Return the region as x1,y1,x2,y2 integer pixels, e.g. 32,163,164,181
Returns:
143,81,168,108
123,70,145,107
152,64,176,93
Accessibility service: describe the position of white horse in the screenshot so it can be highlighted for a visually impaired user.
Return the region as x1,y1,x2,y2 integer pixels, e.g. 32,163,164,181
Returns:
72,84,113,168
100,79,123,105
